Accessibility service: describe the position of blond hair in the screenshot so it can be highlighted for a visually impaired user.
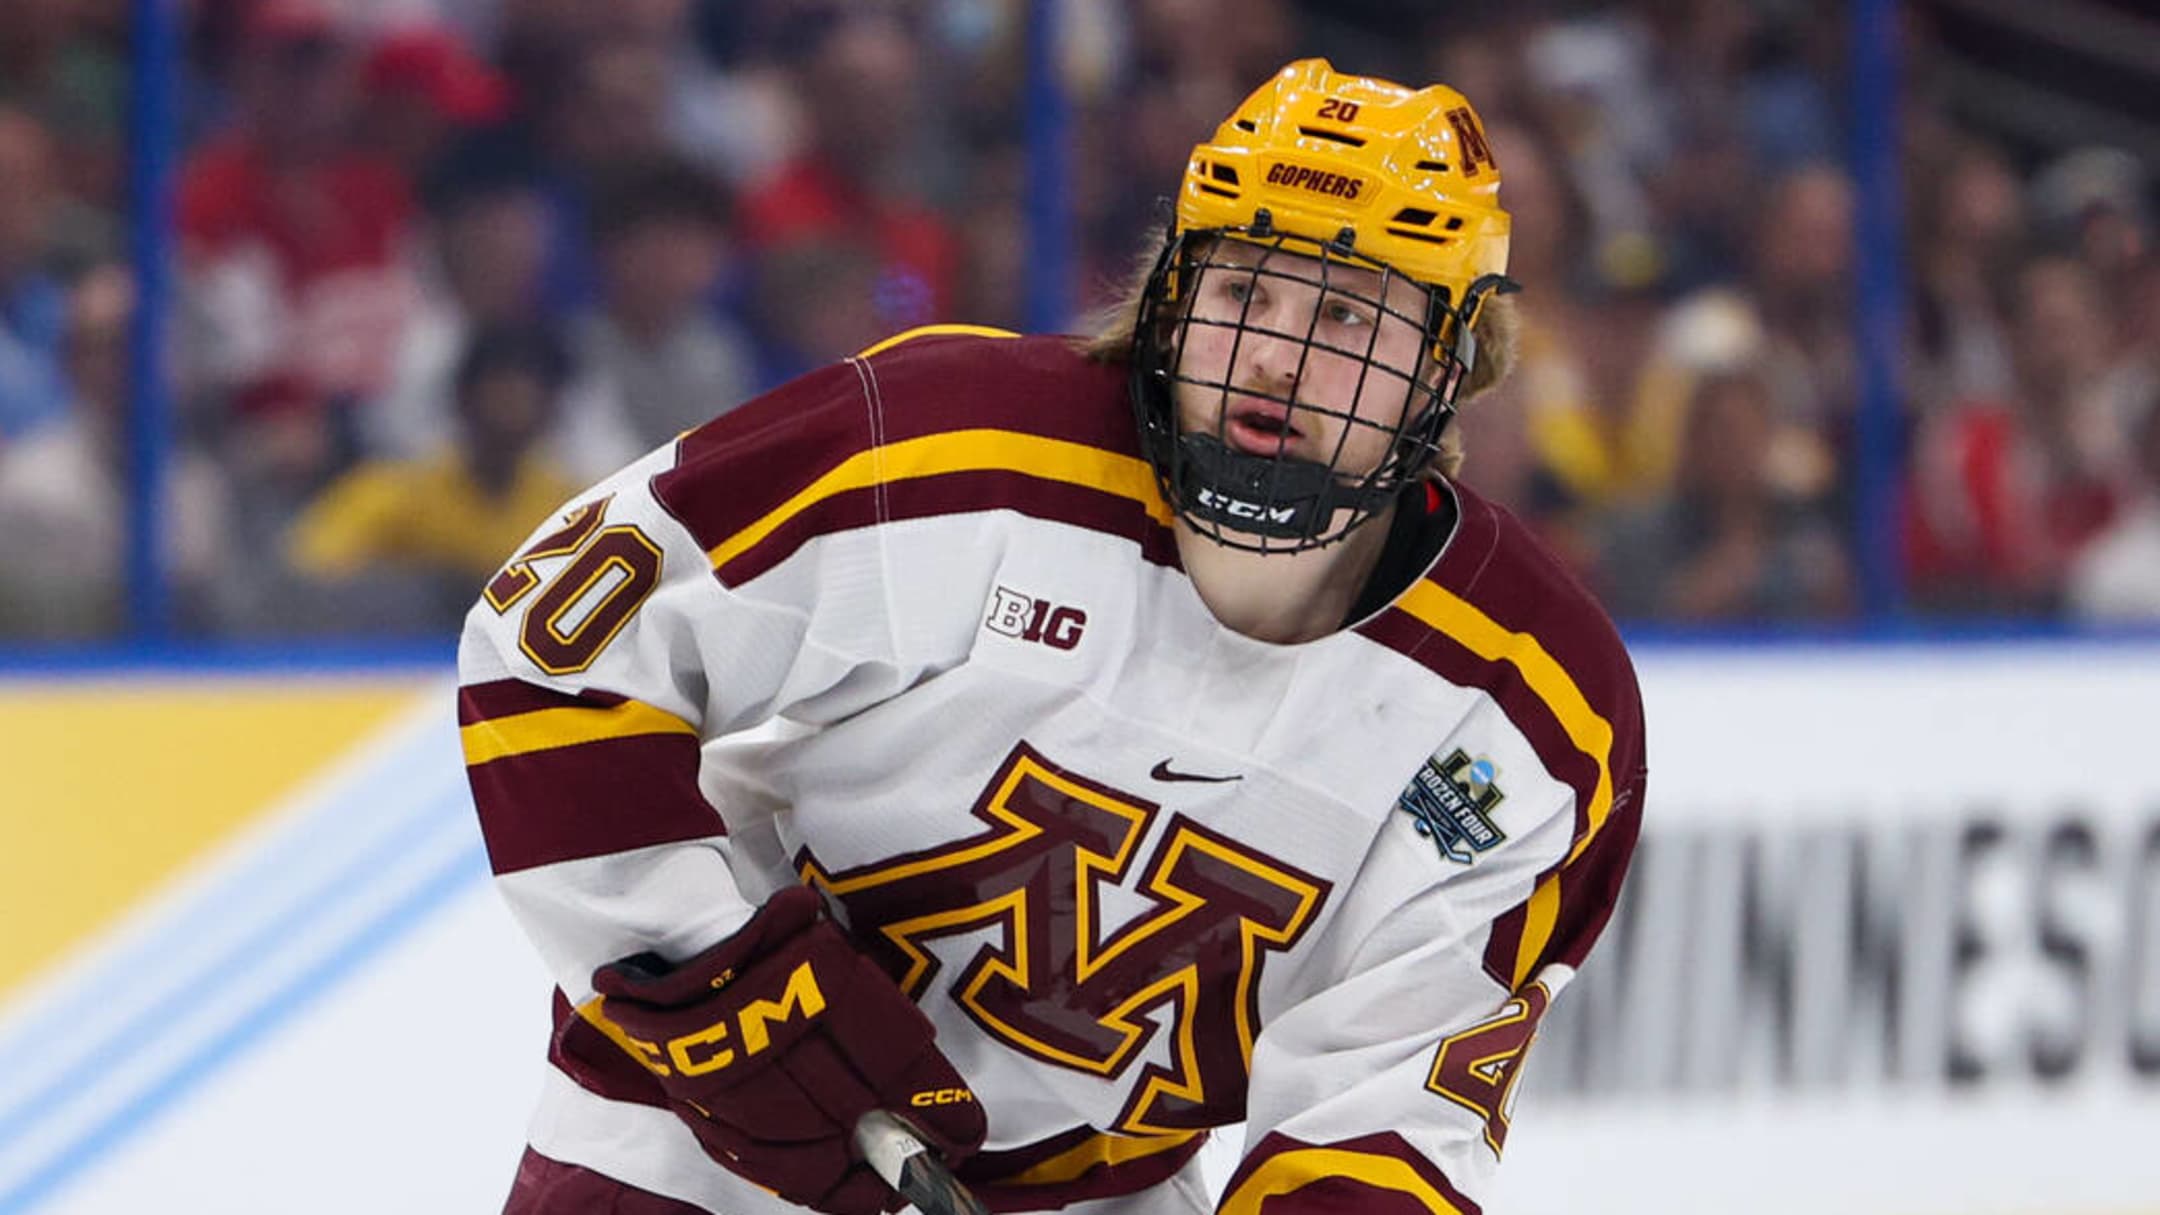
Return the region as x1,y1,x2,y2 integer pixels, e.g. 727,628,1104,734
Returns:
1075,249,1519,480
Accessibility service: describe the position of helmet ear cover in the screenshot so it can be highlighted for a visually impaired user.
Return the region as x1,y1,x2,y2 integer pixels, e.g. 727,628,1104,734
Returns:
1129,215,1515,552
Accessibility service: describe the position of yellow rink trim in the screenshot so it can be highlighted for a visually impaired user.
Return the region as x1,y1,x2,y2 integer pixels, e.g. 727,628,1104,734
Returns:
0,678,429,997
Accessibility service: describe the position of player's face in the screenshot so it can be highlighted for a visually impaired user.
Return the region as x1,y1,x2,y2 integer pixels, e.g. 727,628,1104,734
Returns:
1173,239,1436,479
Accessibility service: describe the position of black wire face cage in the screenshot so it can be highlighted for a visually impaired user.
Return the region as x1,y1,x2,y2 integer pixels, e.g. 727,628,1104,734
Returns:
1130,216,1500,553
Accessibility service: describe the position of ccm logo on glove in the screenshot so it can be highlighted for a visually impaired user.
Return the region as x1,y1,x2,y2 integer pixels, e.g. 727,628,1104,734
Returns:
587,887,987,1215
910,1087,975,1107
597,959,827,1077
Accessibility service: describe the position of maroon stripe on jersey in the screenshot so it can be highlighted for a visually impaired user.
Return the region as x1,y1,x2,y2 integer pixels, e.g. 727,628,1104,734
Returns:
545,989,671,1111
1428,487,1645,803
1482,769,1646,986
1366,487,1643,847
655,335,1144,560
1357,483,1646,991
709,483,875,585
1357,604,1605,854
658,360,878,555
1219,1131,1480,1215
717,468,1179,586
855,334,1137,448
458,678,628,725
1434,490,1644,990
468,731,720,874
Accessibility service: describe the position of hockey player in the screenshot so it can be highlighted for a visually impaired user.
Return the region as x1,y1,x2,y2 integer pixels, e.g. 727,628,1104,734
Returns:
460,59,1645,1215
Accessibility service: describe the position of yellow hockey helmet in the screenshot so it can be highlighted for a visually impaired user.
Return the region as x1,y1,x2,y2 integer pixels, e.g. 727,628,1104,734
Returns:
1131,59,1518,552
1175,57,1512,329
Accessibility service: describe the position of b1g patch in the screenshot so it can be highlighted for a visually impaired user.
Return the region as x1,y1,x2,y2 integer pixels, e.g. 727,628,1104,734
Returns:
1397,749,1506,864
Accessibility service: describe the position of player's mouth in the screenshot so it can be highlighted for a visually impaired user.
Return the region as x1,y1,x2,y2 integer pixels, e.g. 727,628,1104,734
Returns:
1223,397,1305,456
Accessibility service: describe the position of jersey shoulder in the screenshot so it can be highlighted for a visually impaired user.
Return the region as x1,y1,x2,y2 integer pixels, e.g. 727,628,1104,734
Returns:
651,329,1171,585
1359,479,1644,778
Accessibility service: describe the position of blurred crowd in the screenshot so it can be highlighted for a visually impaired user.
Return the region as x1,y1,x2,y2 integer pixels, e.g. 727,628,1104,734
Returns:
0,0,2154,640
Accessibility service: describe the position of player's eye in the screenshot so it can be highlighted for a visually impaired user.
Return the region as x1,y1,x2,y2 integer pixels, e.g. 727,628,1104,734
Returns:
1322,298,1372,328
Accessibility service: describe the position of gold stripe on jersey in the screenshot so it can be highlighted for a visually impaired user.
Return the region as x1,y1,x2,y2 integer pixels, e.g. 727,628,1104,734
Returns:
1218,1147,1469,1215
1002,1129,1201,1187
1516,876,1564,990
706,429,1172,571
459,698,697,767
1396,580,1616,988
855,323,1021,358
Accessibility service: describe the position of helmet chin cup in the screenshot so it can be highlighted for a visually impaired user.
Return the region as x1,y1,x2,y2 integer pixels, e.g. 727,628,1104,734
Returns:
1175,434,1395,543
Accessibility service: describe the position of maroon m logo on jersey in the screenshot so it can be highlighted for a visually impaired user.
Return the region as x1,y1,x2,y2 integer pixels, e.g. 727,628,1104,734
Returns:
798,743,1329,1135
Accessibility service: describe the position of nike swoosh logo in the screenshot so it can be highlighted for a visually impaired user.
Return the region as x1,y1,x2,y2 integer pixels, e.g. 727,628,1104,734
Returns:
1150,759,1243,784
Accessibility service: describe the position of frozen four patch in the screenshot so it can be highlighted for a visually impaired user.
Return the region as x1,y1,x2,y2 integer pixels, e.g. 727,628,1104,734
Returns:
1397,749,1507,865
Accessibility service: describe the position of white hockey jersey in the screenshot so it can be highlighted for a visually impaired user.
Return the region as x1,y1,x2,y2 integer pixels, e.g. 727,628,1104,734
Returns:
457,328,1647,1215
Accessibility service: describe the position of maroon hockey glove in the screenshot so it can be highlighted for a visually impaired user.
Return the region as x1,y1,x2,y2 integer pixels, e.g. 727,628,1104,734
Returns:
591,886,986,1215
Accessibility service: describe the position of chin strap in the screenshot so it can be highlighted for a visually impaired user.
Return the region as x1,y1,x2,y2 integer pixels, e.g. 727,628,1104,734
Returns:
1174,434,1398,542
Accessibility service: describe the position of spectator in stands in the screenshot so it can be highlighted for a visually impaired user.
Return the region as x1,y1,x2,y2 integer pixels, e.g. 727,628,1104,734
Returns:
739,4,957,335
552,37,677,179
0,265,229,637
561,156,754,477
1455,120,1599,575
2067,392,2160,621
477,32,683,315
0,106,69,443
2031,146,2150,295
1911,138,2026,410
371,166,552,459
1481,121,1628,504
748,232,888,384
2016,255,2148,489
1601,368,1852,622
0,0,126,269
951,141,1028,332
357,23,512,187
284,322,582,634
1907,256,2132,613
1748,163,1857,438
0,0,85,121
2123,251,2160,420
177,0,419,486
1624,163,1851,529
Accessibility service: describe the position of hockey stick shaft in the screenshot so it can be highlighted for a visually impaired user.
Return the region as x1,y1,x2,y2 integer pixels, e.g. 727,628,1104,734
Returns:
853,1110,989,1215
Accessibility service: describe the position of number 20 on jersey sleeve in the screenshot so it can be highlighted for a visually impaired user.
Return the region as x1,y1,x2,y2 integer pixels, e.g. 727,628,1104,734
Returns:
1424,980,1551,1156
484,496,663,675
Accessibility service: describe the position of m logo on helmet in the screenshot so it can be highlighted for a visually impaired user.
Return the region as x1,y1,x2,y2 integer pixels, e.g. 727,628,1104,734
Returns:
1447,107,1496,178
1263,160,1368,203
